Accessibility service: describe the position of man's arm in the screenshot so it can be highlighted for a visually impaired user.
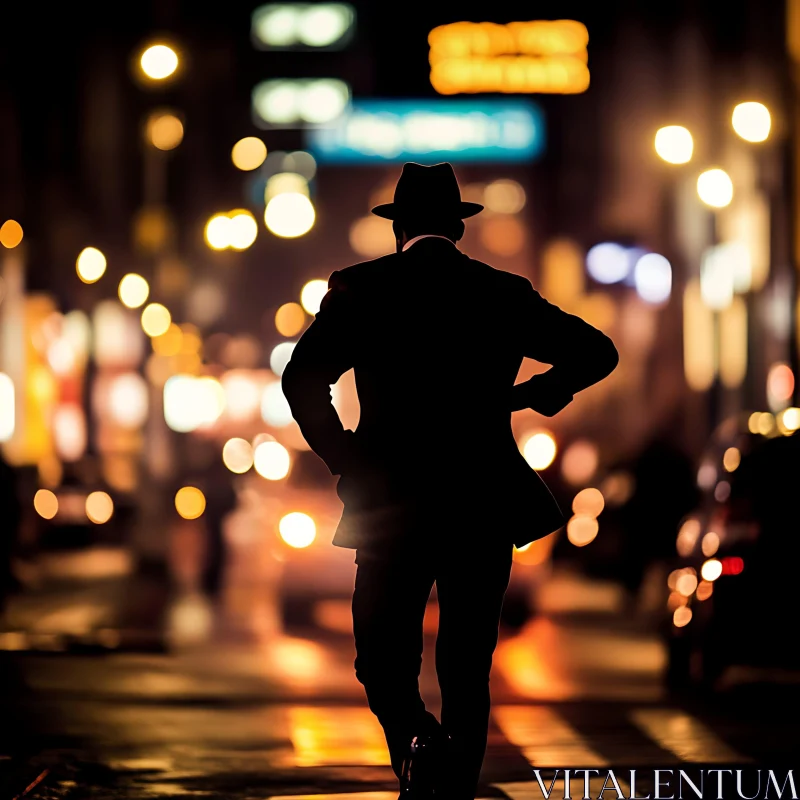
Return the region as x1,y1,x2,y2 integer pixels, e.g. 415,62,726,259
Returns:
281,271,356,475
510,279,619,415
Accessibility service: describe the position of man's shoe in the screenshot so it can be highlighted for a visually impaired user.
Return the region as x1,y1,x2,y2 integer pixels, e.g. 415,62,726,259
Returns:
399,733,442,798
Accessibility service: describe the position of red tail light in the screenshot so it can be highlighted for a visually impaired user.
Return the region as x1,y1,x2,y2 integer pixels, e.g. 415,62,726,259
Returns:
721,556,744,575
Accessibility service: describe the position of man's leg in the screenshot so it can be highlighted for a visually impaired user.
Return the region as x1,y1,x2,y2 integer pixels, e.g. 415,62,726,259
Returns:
352,549,439,778
435,543,513,799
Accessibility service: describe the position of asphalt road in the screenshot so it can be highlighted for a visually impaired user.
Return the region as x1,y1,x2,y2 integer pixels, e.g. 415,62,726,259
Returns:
1,570,798,800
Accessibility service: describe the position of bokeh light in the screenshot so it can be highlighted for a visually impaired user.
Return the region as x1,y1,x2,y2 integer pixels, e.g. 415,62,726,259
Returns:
221,373,262,421
0,373,13,442
118,273,150,309
34,489,58,520
0,220,23,249
572,487,605,517
265,172,310,202
222,437,254,474
164,375,226,432
349,215,395,257
731,102,771,143
701,558,723,582
722,447,741,472
264,192,316,238
275,302,306,337
108,373,149,428
483,179,526,214
300,279,328,315
205,214,231,250
152,323,183,356
231,136,267,171
701,531,720,557
676,517,701,557
696,580,714,601
479,217,525,256
279,512,316,548
146,112,184,150
654,125,693,164
522,431,557,470
254,440,291,480
261,382,294,427
560,440,599,486
141,303,172,337
767,362,795,405
779,407,800,433
634,253,672,304
697,168,734,208
673,606,692,628
53,404,87,461
270,342,296,376
586,242,629,284
140,44,179,80
175,486,206,520
675,572,698,597
76,247,107,284
228,210,258,250
86,491,114,524
567,515,599,547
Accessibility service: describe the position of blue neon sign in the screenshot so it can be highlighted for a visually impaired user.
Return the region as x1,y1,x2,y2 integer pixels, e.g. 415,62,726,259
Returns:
305,99,544,163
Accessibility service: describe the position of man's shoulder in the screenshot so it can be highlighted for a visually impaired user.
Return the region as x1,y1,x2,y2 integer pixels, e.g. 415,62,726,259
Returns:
333,254,399,286
463,257,533,291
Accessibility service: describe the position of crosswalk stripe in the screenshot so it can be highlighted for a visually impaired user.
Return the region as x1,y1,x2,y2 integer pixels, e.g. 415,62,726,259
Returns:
493,705,607,767
629,709,750,763
266,794,396,800
287,707,391,767
496,775,632,800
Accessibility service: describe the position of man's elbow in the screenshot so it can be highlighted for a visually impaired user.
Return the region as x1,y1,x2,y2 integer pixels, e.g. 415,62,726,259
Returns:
598,334,619,377
280,362,305,409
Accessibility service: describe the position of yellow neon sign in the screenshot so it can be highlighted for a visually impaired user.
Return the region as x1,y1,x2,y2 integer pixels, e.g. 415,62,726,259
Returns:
429,20,590,95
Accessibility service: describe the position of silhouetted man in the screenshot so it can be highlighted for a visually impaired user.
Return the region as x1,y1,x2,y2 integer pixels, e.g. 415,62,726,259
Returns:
282,163,618,799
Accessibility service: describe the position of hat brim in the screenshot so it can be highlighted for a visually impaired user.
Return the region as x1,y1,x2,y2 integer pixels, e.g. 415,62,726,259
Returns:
371,201,484,220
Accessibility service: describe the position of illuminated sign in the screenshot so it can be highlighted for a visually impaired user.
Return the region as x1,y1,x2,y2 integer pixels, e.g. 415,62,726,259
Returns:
429,20,589,95
305,99,544,163
251,4,356,50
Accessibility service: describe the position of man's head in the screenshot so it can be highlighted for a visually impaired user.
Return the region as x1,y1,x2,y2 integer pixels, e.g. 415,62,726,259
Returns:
371,162,482,251
391,215,466,249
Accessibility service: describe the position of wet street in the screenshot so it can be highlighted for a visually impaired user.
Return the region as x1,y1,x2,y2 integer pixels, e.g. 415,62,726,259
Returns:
2,568,798,800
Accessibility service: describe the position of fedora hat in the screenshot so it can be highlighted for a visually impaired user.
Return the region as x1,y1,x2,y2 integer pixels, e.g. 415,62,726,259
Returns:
371,162,484,221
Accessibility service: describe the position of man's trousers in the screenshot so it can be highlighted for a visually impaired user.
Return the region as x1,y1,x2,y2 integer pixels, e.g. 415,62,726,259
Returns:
352,539,513,799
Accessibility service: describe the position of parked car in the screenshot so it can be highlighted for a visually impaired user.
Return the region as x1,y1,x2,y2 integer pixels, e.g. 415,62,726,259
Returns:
663,413,800,689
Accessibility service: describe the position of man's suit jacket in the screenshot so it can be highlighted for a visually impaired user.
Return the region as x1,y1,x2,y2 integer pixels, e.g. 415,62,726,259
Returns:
282,238,619,551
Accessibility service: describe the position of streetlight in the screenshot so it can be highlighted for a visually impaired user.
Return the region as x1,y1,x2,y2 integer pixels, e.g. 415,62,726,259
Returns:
140,44,179,81
697,168,734,208
732,102,771,143
654,125,694,164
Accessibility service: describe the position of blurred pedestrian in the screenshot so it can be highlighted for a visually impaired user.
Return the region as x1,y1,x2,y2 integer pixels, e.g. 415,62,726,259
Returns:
283,162,618,799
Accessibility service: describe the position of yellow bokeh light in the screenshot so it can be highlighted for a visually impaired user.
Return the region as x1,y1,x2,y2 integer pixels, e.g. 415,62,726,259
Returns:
483,179,526,214
480,216,525,256
566,514,599,547
118,273,150,309
140,44,179,80
722,446,741,472
300,279,329,315
731,102,771,143
673,606,692,628
141,303,172,337
701,558,723,582
222,437,254,474
697,168,733,209
522,431,557,470
175,486,206,520
253,440,291,480
86,491,114,524
152,323,183,356
146,112,184,150
279,511,316,548
757,411,775,435
654,125,693,164
780,407,800,433
34,489,58,520
275,302,306,337
231,137,267,171
205,214,230,250
571,487,604,518
264,192,316,238
76,247,107,283
228,210,258,250
0,219,23,249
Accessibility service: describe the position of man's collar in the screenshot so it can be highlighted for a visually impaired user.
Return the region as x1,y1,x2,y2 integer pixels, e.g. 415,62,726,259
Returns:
402,234,455,252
